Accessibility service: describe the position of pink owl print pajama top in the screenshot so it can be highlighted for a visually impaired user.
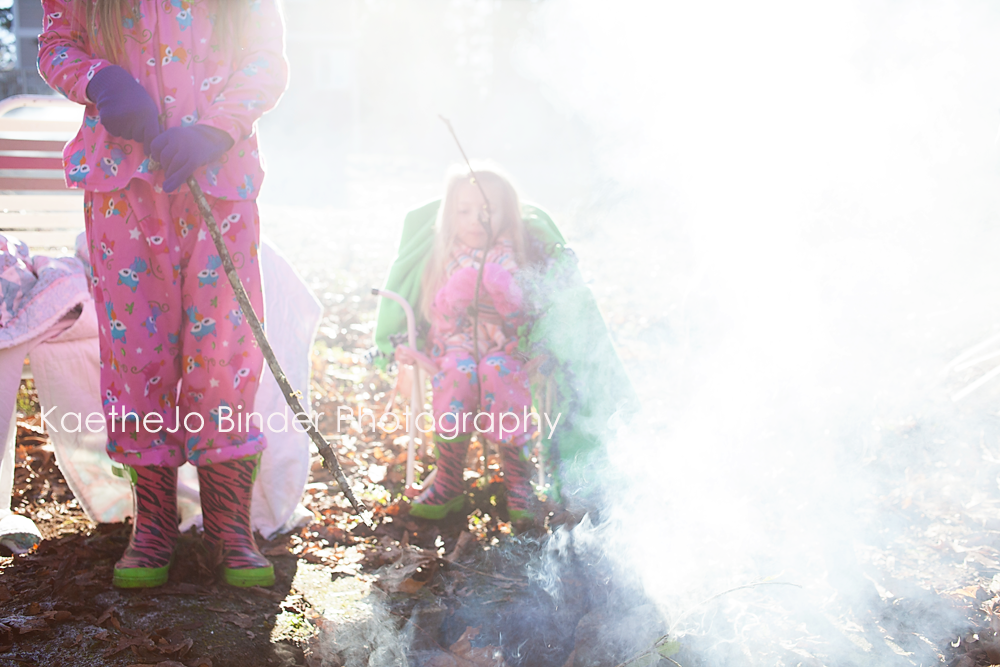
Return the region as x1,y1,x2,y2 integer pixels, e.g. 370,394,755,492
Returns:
38,0,289,467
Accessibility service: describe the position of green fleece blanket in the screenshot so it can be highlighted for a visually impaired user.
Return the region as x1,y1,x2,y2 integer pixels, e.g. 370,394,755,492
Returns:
373,200,636,501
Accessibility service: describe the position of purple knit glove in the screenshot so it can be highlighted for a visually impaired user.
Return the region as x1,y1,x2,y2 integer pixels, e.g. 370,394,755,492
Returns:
150,125,235,193
86,66,161,155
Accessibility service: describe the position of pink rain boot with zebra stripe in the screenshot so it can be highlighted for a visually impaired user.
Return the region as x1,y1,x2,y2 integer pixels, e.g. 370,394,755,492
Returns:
499,434,536,524
198,456,274,587
410,433,472,520
113,465,179,588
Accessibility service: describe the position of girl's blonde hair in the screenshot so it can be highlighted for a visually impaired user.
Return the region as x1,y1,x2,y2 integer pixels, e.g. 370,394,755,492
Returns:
88,1,248,64
420,163,528,321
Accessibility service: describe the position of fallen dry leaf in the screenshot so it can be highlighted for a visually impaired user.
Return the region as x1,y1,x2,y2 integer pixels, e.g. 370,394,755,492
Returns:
375,547,439,594
96,605,118,625
427,626,507,667
41,610,72,622
155,636,193,657
262,543,290,556
947,585,982,600
9,617,48,635
102,632,154,657
73,572,95,586
128,600,157,610
446,532,476,563
223,612,254,629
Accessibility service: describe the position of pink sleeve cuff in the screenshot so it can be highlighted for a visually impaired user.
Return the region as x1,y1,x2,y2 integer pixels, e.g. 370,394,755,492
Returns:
68,60,113,107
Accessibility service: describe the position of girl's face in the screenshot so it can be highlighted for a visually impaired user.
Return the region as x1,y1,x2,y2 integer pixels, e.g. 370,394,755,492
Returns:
452,180,504,248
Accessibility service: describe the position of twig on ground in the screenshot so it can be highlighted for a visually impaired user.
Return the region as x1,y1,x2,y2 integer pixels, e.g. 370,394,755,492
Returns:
442,558,527,583
669,579,802,633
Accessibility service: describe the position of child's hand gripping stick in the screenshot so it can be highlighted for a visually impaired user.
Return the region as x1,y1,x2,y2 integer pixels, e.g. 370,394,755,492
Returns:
152,126,234,192
86,66,163,156
186,176,375,529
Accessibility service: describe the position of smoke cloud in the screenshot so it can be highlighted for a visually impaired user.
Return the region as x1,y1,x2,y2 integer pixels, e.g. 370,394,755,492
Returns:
261,1,1000,664
512,0,1000,664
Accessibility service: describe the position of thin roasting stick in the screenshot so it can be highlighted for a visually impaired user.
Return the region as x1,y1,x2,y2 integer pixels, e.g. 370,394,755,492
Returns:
946,332,1000,371
438,116,496,467
953,349,1000,372
952,361,1000,403
438,115,493,364
186,177,374,528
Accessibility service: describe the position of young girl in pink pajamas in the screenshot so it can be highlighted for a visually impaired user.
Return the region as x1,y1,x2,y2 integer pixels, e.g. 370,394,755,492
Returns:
396,167,538,524
38,0,288,588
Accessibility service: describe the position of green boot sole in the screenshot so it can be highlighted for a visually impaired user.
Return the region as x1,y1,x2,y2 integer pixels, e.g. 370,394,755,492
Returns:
223,564,275,588
410,494,466,520
112,561,171,589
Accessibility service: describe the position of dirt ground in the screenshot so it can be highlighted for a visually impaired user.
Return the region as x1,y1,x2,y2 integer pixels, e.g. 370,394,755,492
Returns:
0,407,553,667
4,197,1000,666
0,196,571,667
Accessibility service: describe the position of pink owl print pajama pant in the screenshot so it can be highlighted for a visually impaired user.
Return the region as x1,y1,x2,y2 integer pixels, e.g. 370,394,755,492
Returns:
86,179,267,468
427,350,536,513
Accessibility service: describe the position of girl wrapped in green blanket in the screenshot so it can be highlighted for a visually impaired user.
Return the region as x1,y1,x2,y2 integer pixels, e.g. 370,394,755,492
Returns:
375,164,635,522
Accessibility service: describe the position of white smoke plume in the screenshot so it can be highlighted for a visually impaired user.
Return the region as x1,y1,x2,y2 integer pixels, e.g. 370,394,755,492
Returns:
262,1,1000,664
510,1,1000,664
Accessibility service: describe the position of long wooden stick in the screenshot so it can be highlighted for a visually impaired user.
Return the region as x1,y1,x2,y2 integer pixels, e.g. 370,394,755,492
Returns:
437,117,495,465
187,177,373,528
438,116,493,364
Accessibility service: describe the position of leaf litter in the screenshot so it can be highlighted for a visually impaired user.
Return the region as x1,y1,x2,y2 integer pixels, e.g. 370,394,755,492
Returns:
2,205,1000,666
